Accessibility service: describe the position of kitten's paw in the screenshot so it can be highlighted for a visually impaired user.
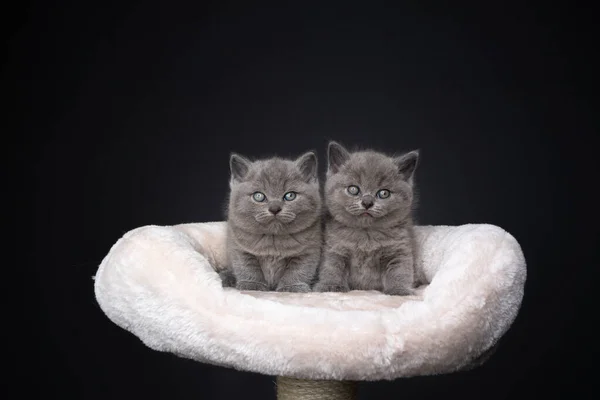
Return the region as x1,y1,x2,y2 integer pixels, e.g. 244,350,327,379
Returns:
219,270,236,288
276,283,311,293
384,286,415,296
236,281,268,291
313,282,349,293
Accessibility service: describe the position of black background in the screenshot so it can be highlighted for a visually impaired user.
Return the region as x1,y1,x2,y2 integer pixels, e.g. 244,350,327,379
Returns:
9,1,597,399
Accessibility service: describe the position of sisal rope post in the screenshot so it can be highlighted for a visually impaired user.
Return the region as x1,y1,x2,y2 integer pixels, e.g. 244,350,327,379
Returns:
276,376,357,400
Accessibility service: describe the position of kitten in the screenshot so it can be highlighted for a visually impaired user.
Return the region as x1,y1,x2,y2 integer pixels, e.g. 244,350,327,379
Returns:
223,151,323,292
313,141,420,296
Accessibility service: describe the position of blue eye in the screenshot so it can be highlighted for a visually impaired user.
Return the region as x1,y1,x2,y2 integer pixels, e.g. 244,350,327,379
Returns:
283,192,297,201
347,185,360,195
377,189,390,199
252,192,266,202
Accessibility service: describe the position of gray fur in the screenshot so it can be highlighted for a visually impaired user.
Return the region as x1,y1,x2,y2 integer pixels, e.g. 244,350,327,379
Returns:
314,141,420,296
223,151,323,292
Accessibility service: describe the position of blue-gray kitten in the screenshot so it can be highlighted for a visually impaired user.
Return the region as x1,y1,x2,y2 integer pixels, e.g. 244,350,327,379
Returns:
314,141,420,296
222,151,323,292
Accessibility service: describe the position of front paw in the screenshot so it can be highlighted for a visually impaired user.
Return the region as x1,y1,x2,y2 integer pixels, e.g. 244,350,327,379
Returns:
219,270,236,288
236,281,268,291
313,282,349,293
276,283,311,293
384,286,415,296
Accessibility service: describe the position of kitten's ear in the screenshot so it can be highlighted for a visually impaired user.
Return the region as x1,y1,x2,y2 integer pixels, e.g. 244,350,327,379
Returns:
295,151,318,182
230,153,251,182
327,141,350,174
394,150,420,183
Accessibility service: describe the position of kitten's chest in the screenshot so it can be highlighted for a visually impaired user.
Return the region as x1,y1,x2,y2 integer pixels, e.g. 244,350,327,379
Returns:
347,250,384,290
256,254,290,286
329,226,401,256
342,232,397,291
234,231,312,257
234,233,303,287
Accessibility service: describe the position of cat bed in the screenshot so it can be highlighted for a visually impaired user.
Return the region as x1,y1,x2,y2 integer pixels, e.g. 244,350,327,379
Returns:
94,221,526,394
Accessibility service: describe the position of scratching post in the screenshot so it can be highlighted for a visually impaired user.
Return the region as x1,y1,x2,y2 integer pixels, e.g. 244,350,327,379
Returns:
94,221,526,398
276,377,357,400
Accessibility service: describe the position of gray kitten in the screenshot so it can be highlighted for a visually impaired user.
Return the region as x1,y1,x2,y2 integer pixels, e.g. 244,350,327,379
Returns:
314,141,420,296
222,151,323,292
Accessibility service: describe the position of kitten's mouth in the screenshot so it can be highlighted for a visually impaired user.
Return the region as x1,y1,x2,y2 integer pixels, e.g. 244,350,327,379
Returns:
361,212,373,217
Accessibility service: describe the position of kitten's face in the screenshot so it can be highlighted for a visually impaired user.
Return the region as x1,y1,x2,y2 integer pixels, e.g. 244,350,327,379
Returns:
228,152,321,235
325,142,419,228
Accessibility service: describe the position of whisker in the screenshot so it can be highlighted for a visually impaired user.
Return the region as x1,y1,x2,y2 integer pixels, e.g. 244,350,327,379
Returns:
255,211,274,223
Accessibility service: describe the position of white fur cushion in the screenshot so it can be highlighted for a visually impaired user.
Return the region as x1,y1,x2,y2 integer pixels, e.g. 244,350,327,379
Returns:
93,221,526,380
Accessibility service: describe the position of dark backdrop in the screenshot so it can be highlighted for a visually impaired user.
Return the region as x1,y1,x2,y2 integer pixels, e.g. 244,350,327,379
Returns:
9,2,596,399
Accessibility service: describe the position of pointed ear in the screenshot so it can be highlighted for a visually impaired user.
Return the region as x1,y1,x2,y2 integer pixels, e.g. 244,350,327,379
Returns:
295,151,318,182
394,150,419,182
327,141,350,174
229,153,251,182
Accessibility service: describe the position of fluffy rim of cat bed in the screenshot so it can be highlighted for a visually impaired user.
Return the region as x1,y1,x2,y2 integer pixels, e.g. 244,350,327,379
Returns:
93,221,526,381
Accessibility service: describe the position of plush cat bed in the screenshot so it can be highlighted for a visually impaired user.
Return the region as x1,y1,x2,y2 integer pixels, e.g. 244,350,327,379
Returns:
94,221,526,391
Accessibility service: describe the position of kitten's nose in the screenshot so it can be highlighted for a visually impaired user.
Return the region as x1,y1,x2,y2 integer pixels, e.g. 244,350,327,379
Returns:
268,204,282,214
361,195,374,209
